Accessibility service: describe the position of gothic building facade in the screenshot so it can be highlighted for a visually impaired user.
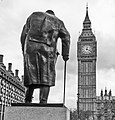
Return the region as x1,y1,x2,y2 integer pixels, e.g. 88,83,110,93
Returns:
77,5,97,113
0,54,25,119
96,89,115,120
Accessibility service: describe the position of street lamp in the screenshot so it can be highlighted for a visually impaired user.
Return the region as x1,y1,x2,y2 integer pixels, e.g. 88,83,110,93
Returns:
77,93,80,120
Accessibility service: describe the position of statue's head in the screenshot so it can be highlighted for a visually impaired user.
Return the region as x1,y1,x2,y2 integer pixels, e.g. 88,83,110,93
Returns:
46,10,55,15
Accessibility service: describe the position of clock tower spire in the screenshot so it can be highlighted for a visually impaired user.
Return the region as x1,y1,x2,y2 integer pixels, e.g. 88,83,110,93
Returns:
83,3,91,29
77,5,97,114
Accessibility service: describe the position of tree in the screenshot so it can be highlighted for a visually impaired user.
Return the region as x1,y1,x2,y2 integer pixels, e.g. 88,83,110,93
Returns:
70,109,92,120
70,109,77,120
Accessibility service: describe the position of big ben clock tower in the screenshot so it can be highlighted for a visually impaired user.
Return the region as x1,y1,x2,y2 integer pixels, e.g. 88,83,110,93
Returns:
77,5,97,113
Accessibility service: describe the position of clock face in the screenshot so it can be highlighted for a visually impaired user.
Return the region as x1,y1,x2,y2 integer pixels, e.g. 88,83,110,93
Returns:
82,45,92,54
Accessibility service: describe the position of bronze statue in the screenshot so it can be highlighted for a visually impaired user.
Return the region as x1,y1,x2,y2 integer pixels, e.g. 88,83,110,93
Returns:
20,10,70,104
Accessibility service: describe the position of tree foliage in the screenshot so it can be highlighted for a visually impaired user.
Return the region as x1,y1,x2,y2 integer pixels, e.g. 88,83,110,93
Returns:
70,109,92,120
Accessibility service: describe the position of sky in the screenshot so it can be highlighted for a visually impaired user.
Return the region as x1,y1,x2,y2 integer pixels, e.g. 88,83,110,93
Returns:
0,0,115,109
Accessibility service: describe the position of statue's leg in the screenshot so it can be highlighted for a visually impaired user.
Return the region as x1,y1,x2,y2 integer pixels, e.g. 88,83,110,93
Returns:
25,85,34,103
39,86,50,104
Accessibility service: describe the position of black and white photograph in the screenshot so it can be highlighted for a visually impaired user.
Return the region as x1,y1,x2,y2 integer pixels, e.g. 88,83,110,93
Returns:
0,0,115,120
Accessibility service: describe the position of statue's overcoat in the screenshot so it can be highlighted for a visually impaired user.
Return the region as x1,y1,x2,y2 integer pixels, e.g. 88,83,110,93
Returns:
21,12,70,87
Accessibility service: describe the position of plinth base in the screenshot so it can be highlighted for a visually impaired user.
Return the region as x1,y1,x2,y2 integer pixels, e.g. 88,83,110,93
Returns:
4,103,70,120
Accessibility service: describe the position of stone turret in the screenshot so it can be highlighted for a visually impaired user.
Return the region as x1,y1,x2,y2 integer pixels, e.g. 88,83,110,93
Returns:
99,88,112,100
15,69,20,81
104,87,107,96
0,54,6,69
8,63,14,76
109,89,112,100
100,89,103,100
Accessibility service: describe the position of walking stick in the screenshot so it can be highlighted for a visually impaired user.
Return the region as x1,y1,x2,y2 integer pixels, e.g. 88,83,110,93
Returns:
63,61,67,106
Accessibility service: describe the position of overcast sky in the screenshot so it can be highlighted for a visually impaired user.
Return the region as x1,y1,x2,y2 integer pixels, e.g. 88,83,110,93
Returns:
0,0,115,109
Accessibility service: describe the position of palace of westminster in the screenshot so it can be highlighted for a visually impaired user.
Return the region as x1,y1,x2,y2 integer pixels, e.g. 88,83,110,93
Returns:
77,5,115,119
0,5,115,120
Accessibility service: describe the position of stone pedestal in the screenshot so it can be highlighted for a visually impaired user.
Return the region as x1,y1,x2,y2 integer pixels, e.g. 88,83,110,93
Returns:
4,103,70,120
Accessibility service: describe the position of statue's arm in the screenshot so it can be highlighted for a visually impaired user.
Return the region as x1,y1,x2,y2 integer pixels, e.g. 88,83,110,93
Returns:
20,16,31,53
59,21,70,60
20,25,27,53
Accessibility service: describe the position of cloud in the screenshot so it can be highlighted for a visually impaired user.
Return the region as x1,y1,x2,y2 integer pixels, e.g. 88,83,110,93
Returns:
97,32,115,69
97,68,115,96
91,0,115,35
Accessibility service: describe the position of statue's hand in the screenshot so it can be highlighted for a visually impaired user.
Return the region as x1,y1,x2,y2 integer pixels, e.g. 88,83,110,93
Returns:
63,55,69,61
